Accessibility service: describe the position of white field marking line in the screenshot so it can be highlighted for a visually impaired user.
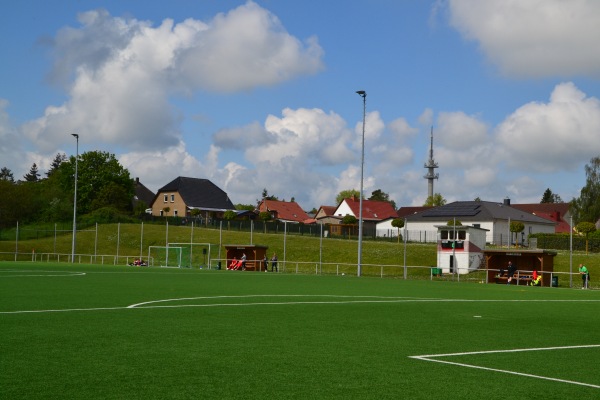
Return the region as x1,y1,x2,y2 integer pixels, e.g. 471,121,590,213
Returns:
0,296,439,315
409,345,600,389
127,294,439,308
127,297,600,308
3,296,600,315
0,269,86,278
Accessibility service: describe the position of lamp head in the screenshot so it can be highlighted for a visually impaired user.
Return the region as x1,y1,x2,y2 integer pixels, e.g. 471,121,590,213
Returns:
356,90,366,97
71,133,79,139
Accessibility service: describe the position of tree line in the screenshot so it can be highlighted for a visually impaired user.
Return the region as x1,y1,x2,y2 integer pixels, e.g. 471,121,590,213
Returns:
0,151,134,228
2,153,599,231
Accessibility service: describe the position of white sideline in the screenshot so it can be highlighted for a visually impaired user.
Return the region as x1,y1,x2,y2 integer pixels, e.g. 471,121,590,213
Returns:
0,269,86,277
409,345,600,389
2,296,600,315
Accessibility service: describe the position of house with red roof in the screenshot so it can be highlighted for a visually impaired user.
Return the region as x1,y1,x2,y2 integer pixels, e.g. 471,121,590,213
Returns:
330,197,397,237
315,205,338,224
257,199,312,224
511,203,572,233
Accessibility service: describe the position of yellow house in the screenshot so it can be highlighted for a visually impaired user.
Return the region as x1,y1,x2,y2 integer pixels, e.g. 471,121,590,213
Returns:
149,176,235,220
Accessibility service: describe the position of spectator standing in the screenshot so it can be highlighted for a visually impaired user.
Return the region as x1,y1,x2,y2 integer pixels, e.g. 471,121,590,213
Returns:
579,264,590,289
271,253,278,272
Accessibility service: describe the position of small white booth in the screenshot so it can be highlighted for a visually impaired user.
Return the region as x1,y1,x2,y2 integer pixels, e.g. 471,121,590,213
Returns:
436,225,488,275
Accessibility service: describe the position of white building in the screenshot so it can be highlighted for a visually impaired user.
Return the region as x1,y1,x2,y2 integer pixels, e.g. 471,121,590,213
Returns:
436,224,489,274
405,200,556,246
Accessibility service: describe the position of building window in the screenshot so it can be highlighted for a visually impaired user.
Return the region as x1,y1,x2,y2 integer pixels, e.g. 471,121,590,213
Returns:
171,194,175,202
174,210,178,216
163,194,168,203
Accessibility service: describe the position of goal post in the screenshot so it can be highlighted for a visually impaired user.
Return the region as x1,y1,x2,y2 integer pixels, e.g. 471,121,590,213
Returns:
148,246,183,268
168,243,212,269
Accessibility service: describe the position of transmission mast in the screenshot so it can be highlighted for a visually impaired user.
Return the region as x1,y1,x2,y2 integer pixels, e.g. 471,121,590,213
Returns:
423,127,439,199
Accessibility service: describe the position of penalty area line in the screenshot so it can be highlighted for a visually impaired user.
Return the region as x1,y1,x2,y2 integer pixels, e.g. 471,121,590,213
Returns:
409,345,600,389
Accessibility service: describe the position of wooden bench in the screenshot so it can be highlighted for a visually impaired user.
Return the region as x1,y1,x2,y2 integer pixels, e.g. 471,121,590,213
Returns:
494,272,533,285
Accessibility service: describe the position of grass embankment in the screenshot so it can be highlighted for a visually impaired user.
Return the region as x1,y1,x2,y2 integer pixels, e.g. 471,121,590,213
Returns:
0,223,598,277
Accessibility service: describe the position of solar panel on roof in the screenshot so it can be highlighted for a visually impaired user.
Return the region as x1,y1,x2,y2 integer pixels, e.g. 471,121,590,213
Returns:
422,204,481,217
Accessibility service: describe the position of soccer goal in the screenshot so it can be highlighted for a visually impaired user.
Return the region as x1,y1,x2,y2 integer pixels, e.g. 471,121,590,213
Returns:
148,246,184,268
168,243,212,269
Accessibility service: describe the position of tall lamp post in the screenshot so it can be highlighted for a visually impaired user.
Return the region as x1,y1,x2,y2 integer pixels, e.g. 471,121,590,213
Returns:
71,133,79,263
356,90,366,277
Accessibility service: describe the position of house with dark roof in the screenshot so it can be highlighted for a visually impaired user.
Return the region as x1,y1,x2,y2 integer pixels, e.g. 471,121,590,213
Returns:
257,199,312,223
405,199,556,245
397,206,431,219
149,176,235,218
132,177,155,211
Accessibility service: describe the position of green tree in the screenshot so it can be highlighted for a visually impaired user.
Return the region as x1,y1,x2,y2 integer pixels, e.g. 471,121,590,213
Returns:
576,221,596,255
223,210,237,230
0,167,14,182
55,151,134,215
424,193,446,207
391,218,404,243
336,189,361,205
260,188,278,202
369,189,397,209
91,181,132,211
510,221,525,247
342,214,357,225
570,157,600,225
46,153,67,178
23,163,40,182
447,220,462,226
259,211,272,233
541,188,562,203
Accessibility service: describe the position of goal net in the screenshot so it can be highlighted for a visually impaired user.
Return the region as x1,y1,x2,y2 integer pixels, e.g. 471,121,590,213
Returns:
147,246,184,268
168,243,212,269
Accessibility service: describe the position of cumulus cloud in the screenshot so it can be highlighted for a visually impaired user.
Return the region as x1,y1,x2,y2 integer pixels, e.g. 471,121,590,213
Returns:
21,2,324,154
257,108,354,166
495,82,600,171
436,111,488,149
177,1,324,92
388,117,418,141
213,122,272,150
118,141,205,191
447,0,600,77
0,100,24,174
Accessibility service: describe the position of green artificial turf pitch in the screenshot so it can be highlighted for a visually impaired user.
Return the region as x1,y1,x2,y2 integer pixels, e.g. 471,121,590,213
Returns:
1,262,599,400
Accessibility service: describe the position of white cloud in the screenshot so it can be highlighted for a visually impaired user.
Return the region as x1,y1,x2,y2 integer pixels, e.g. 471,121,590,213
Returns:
388,117,419,141
257,107,354,166
176,1,324,92
495,82,600,171
448,0,600,77
213,122,272,150
20,2,324,154
119,141,205,192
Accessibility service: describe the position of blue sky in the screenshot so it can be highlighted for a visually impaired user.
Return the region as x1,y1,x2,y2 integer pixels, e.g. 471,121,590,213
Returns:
2,0,600,210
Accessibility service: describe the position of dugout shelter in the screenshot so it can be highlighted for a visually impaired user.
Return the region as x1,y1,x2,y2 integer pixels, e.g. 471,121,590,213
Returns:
224,244,269,271
483,249,556,286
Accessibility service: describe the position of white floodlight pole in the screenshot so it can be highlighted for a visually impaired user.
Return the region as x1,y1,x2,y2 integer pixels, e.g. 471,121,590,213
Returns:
71,133,79,263
356,90,366,277
569,216,573,288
